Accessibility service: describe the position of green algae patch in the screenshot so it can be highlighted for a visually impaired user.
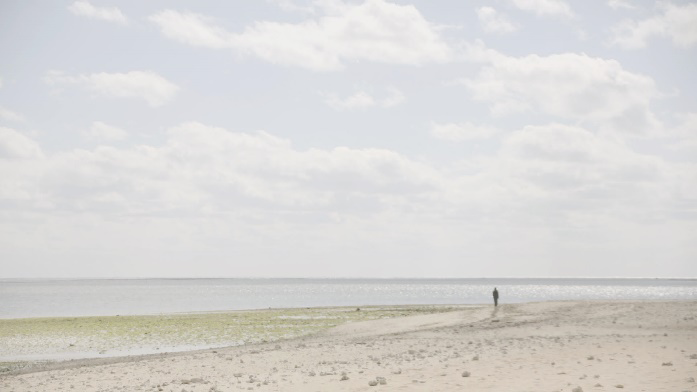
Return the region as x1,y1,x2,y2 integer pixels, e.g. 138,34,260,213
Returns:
0,305,461,363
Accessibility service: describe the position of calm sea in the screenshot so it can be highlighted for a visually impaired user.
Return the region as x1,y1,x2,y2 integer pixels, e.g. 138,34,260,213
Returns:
1,278,696,319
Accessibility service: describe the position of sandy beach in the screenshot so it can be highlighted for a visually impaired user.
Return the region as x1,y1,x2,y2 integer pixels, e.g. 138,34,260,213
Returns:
2,300,696,391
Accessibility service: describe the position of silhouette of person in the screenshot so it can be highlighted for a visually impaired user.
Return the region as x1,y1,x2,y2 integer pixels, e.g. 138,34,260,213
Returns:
493,287,499,307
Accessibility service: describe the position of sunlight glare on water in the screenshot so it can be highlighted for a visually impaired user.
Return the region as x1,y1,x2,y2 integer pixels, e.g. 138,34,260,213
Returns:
0,278,695,319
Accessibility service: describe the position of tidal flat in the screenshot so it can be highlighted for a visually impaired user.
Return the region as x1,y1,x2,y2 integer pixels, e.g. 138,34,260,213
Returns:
0,305,462,373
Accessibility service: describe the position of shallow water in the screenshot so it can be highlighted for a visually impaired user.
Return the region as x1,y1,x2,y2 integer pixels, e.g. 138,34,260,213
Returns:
1,278,695,319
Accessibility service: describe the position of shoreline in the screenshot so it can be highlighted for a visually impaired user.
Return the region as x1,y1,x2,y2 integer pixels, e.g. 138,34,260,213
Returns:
2,300,696,391
0,304,468,373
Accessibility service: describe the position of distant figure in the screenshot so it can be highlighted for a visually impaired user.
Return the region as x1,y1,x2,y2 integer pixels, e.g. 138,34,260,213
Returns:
493,287,499,307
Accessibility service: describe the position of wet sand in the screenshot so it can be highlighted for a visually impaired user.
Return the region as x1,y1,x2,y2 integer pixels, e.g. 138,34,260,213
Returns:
2,301,696,391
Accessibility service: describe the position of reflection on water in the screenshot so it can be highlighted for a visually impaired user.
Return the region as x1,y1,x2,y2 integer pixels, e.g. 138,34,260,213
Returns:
1,278,695,319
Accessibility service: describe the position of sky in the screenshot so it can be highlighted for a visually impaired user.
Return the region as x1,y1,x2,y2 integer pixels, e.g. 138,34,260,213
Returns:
0,0,696,278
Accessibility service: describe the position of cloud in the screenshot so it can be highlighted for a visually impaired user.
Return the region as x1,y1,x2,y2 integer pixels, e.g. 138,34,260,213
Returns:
608,0,637,10
0,127,43,159
485,123,670,219
323,88,405,110
1,121,694,277
664,112,697,157
0,106,24,122
149,0,453,71
86,121,128,142
610,2,697,49
430,122,500,142
45,70,179,107
1,122,438,214
68,1,128,25
149,11,231,49
459,45,660,134
510,0,573,18
2,121,676,223
477,7,518,34
267,0,315,14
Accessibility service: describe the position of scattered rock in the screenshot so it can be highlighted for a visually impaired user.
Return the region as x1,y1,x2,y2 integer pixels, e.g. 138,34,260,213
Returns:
368,380,378,386
462,371,471,377
662,362,673,366
615,385,624,388
572,387,583,392
472,355,479,361
340,374,349,381
587,356,594,360
376,376,387,385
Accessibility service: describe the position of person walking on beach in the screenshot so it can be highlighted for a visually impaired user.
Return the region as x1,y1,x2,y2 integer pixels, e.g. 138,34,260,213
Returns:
493,287,499,307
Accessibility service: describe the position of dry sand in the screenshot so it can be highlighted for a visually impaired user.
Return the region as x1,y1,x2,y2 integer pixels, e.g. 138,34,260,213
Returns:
2,300,696,391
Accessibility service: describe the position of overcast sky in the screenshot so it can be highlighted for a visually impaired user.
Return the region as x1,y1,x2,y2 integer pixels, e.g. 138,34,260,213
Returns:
1,0,696,278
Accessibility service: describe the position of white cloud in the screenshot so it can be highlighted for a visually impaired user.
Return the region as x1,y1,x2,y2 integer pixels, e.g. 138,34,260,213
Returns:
0,127,43,159
323,88,405,110
486,123,669,219
477,7,518,34
86,121,128,142
0,106,24,122
1,121,694,277
149,0,453,71
459,46,660,134
149,11,231,49
0,122,440,218
45,70,179,107
430,122,500,142
610,2,697,49
664,113,697,157
68,1,128,25
510,0,573,18
267,0,315,14
3,121,674,224
608,0,637,10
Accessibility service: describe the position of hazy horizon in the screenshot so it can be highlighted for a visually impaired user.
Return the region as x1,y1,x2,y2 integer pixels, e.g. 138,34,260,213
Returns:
2,276,696,281
1,0,696,278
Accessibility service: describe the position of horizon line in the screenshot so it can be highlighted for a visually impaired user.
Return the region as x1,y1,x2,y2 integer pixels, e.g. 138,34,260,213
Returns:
1,276,696,281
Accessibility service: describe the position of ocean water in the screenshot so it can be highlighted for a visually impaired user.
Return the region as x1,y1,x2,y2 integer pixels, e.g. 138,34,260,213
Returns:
1,278,695,319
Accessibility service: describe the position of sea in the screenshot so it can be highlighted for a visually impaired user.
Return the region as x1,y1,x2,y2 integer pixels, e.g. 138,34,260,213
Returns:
1,278,696,319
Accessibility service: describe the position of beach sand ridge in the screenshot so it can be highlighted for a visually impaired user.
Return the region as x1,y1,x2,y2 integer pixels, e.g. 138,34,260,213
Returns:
2,300,696,391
